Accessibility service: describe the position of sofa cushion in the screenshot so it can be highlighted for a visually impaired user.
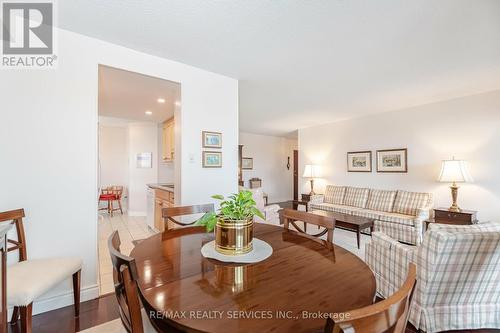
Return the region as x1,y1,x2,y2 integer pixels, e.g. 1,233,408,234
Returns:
393,190,431,216
356,209,417,226
343,187,370,208
309,203,363,215
367,189,397,212
324,185,346,204
310,203,416,226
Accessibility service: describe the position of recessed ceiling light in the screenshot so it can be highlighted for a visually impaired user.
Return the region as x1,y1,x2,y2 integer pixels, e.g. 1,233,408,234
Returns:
145,110,153,115
157,98,165,103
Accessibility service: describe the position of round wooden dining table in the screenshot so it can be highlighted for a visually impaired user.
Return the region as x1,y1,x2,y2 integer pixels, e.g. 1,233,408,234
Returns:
130,223,376,333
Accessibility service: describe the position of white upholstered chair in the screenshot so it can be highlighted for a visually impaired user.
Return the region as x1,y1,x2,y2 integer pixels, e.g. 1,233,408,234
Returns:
2,209,82,333
240,187,281,225
366,222,500,333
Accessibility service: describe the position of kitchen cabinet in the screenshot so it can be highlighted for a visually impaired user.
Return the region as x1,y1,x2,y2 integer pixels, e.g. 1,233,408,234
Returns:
162,117,175,161
154,188,175,232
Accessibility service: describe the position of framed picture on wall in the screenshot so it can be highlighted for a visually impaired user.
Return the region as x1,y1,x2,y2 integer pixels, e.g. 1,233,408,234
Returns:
136,152,152,168
242,157,253,170
202,131,222,148
202,151,222,168
347,151,372,172
376,148,408,173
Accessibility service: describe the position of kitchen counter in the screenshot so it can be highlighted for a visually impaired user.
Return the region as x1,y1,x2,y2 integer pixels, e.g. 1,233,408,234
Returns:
147,183,174,192
147,184,175,232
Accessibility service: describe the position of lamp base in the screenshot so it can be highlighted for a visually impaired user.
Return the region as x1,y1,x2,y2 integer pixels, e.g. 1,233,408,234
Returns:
309,179,316,196
448,183,461,212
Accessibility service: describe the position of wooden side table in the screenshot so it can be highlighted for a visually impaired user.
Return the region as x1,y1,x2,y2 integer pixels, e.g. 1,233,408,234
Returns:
301,193,312,202
434,207,477,225
292,194,314,212
292,200,309,212
426,207,478,231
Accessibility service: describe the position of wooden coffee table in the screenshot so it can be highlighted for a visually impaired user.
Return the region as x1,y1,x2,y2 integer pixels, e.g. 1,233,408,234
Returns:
310,210,374,249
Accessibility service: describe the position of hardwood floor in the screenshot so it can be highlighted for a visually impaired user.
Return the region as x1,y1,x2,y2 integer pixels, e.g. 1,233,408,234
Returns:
9,294,498,333
8,294,119,333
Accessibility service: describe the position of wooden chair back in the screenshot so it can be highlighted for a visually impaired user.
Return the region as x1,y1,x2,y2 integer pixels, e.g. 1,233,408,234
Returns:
162,225,207,241
162,204,214,230
110,186,123,199
280,209,335,246
325,263,417,333
101,186,112,195
108,231,144,333
102,186,123,199
0,209,27,262
249,178,262,189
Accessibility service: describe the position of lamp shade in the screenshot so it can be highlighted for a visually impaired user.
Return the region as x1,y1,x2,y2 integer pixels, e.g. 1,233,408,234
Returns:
303,164,321,178
438,159,473,183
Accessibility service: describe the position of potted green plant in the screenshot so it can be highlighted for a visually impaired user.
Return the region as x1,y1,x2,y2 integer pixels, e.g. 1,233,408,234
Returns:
196,190,265,255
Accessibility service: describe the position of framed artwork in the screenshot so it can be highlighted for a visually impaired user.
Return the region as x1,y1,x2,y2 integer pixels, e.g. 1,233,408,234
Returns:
242,157,253,170
202,131,222,148
136,152,152,168
347,151,372,172
377,148,408,173
203,151,222,168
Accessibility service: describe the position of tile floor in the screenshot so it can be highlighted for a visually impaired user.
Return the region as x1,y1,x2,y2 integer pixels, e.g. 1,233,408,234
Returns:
98,213,157,295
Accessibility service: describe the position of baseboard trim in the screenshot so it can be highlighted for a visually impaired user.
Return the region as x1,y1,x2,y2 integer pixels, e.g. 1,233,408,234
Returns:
8,284,100,316
127,211,146,216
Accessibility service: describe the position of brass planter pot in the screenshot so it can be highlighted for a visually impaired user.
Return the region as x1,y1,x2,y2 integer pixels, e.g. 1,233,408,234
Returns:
215,217,253,255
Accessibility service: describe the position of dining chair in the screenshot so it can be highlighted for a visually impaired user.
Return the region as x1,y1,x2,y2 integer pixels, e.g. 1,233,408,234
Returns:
108,231,158,333
99,186,124,217
162,225,207,240
109,186,124,215
162,204,214,231
1,209,82,333
280,208,336,247
324,263,417,333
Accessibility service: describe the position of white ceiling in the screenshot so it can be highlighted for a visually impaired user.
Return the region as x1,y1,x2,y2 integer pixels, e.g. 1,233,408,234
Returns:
98,65,180,123
61,1,500,137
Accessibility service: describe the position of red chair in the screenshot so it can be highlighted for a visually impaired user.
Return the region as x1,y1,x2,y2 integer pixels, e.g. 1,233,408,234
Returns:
99,186,123,217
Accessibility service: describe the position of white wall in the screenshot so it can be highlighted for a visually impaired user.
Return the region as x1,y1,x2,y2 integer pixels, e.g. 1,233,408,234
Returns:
128,123,158,215
0,28,238,314
299,90,500,222
239,132,297,202
178,72,238,206
98,125,129,209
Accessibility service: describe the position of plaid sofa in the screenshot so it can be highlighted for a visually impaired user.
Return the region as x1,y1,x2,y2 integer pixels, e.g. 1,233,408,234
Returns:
366,223,500,333
309,185,433,245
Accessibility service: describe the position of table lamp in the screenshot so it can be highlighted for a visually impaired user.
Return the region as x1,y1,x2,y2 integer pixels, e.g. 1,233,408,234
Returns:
303,164,321,195
437,158,473,212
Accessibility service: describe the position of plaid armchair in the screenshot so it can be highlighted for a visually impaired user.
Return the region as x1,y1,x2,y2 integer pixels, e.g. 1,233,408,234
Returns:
366,222,500,333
